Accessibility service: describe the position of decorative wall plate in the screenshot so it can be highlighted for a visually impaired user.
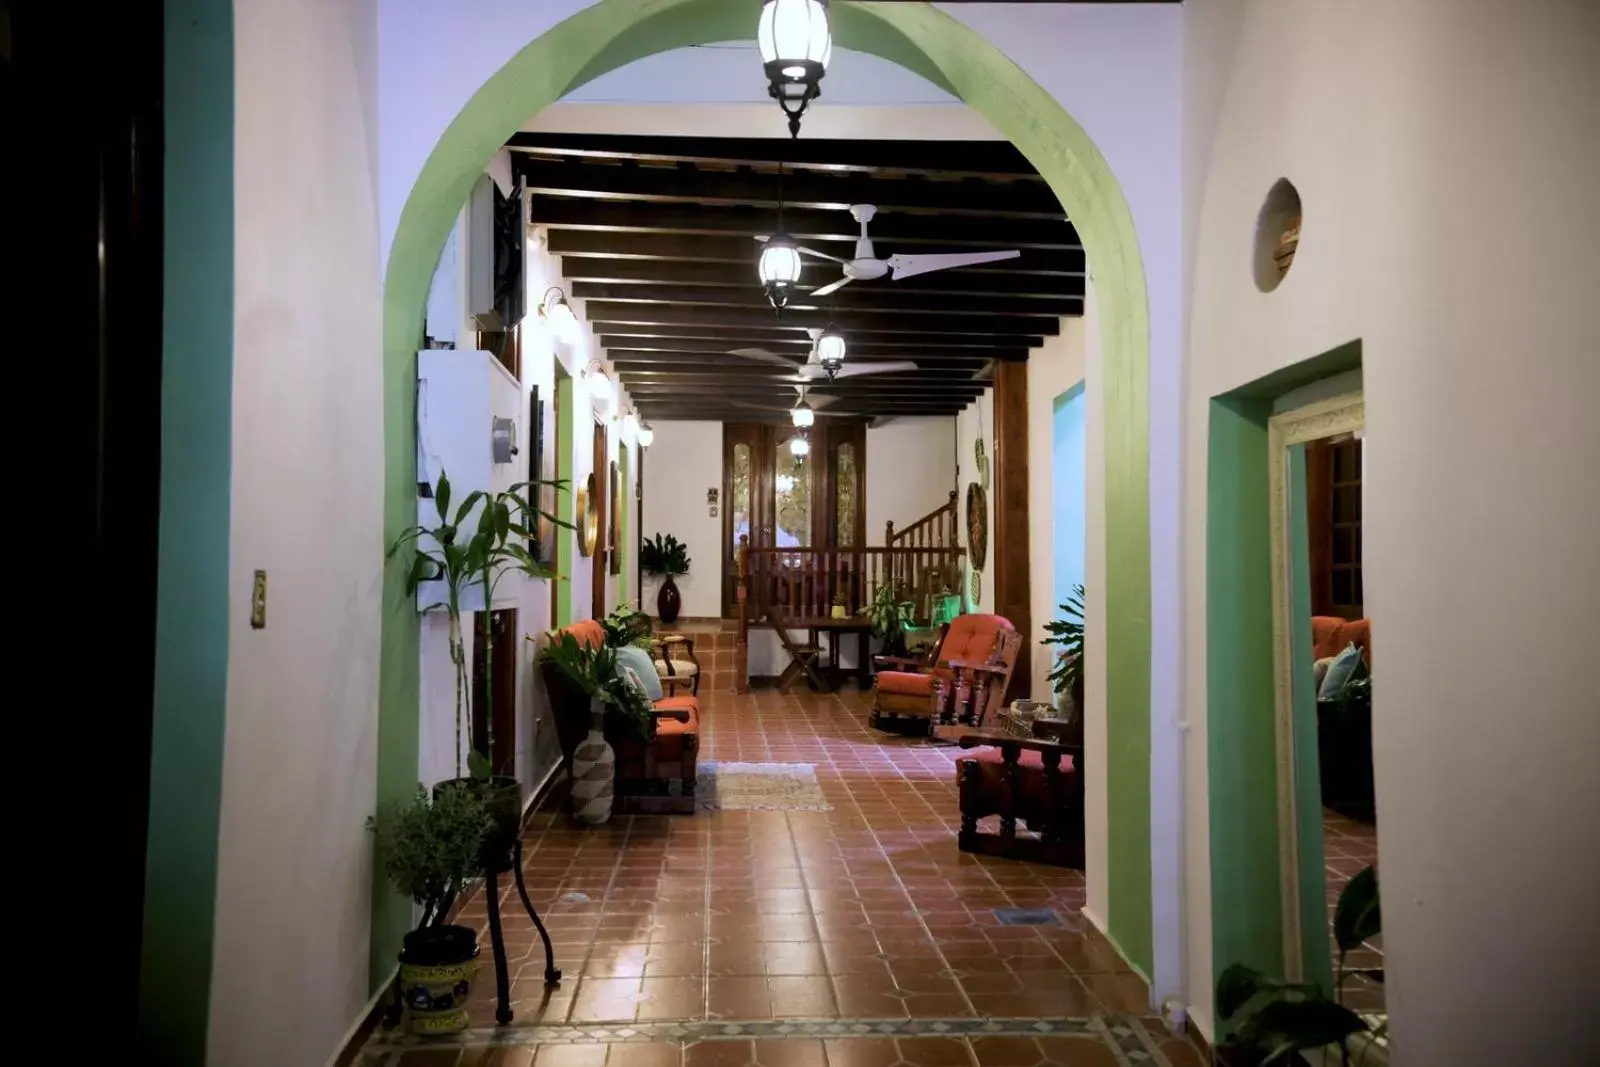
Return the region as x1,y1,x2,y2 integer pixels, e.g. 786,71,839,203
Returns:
966,481,989,570
975,439,990,489
970,568,982,605
576,473,599,557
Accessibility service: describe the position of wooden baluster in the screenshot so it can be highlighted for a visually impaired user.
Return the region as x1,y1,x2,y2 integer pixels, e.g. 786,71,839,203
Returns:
885,519,895,548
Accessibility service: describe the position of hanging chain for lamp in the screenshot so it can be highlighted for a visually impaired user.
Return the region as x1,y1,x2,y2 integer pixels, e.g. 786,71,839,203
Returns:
758,0,833,138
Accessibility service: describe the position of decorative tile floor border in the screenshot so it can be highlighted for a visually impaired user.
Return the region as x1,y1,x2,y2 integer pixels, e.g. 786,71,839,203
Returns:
362,1015,1113,1051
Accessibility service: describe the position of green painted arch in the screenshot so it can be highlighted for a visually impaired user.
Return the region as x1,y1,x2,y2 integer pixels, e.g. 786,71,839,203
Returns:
378,0,1152,978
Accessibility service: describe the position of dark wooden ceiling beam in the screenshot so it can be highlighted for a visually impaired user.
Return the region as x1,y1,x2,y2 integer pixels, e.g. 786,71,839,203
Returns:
515,157,1063,219
572,281,1078,318
598,326,1040,350
532,200,1080,251
616,362,987,379
508,133,1039,177
561,256,1084,297
605,341,1008,363
621,380,986,395
548,230,1085,273
582,301,1057,337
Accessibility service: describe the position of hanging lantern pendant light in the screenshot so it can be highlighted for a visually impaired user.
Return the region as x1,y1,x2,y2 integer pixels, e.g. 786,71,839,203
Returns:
758,0,832,138
758,162,804,309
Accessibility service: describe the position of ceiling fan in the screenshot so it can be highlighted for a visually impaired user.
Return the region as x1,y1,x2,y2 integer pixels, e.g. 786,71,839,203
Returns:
729,328,919,381
758,204,1021,299
729,384,841,422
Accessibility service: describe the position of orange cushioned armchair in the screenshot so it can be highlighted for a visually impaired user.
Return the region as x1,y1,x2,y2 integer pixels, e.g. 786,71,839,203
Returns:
871,614,1018,733
535,619,700,815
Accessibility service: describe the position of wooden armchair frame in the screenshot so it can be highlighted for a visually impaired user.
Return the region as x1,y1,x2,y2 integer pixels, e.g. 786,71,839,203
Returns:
940,628,1023,728
937,717,1085,868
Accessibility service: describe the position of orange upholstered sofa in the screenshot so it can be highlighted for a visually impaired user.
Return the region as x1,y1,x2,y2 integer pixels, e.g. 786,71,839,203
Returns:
536,619,700,815
871,614,1017,731
1312,616,1372,665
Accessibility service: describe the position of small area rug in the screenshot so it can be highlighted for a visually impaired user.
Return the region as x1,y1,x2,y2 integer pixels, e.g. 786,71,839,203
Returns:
696,762,832,812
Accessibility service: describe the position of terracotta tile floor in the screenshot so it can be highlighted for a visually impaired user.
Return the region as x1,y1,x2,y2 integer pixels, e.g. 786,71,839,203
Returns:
1323,810,1384,1019
361,688,1206,1066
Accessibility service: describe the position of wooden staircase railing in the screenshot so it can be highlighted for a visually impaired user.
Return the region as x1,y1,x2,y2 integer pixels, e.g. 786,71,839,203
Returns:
735,535,964,693
885,489,961,606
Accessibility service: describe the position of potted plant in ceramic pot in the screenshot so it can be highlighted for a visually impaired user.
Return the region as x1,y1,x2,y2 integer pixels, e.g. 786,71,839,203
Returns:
1043,584,1085,718
368,784,493,1035
640,533,691,623
539,633,658,824
388,469,569,860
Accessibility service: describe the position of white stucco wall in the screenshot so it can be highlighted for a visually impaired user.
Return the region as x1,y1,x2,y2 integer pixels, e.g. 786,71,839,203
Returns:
209,1,383,1065
639,420,725,620
954,390,995,617
1181,1,1600,1057
864,416,958,545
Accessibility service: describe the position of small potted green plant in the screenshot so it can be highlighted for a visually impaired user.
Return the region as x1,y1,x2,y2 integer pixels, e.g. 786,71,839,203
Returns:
368,784,493,1035
640,533,691,623
866,582,916,657
1043,584,1085,717
1215,865,1382,1065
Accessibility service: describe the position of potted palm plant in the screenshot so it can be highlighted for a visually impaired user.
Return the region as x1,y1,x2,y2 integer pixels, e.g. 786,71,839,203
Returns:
640,533,691,623
368,784,493,1035
1043,584,1085,717
387,469,568,860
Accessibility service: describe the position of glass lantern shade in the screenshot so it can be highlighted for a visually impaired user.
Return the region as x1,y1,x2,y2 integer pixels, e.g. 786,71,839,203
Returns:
791,401,816,428
758,0,832,137
636,423,655,448
789,435,811,457
758,235,804,308
816,329,846,373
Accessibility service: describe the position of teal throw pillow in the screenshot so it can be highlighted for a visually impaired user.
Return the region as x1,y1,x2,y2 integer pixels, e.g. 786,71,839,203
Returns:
615,644,663,701
1317,641,1367,701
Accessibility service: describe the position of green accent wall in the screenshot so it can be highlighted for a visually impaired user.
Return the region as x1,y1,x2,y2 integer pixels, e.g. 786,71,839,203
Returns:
556,376,576,628
140,0,234,1060
1206,340,1364,1023
1206,395,1283,1000
377,0,1154,977
619,447,632,606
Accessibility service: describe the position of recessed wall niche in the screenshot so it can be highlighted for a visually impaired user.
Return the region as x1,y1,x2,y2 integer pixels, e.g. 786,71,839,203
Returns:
1253,178,1303,292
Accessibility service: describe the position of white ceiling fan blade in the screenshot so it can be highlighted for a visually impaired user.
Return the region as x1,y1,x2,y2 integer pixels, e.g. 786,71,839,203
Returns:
806,393,839,409
728,347,800,366
809,275,855,298
886,250,1021,280
795,245,847,264
831,361,920,378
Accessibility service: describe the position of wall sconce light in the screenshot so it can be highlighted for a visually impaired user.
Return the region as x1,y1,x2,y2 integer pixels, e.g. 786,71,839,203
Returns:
622,409,640,442
636,422,655,448
539,286,580,343
584,359,613,403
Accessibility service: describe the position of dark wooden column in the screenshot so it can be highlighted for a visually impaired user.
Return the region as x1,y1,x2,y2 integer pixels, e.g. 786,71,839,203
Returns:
992,360,1032,701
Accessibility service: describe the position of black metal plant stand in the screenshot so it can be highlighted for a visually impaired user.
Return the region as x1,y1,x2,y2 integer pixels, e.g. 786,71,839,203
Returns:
483,835,561,1025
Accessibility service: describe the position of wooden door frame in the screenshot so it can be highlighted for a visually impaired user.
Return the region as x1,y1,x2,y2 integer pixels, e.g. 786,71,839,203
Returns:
722,422,774,617
592,416,608,618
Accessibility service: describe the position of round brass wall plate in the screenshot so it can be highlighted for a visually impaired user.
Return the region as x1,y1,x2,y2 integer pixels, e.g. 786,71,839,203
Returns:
975,439,989,489
970,568,982,604
576,473,599,557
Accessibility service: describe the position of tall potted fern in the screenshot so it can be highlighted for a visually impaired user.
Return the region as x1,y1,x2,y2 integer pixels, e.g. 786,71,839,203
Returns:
1043,584,1085,717
388,469,569,858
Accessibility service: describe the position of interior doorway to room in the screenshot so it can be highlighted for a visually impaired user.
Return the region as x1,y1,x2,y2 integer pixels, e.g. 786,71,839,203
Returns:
1274,394,1384,1027
471,608,518,775
721,421,865,617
